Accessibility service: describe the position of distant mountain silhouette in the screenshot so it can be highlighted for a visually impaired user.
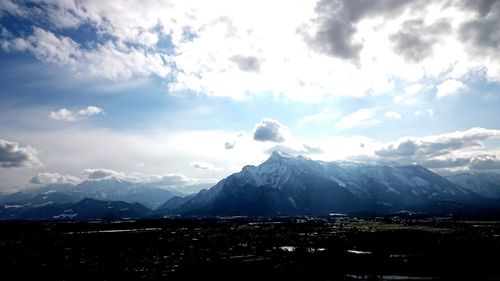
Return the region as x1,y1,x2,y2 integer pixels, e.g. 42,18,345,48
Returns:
0,198,151,220
445,172,500,199
0,177,179,209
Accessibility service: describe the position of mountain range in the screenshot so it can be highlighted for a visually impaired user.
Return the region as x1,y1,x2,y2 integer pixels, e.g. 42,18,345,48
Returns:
160,151,487,216
445,172,500,199
0,198,151,220
0,177,180,210
1,152,500,220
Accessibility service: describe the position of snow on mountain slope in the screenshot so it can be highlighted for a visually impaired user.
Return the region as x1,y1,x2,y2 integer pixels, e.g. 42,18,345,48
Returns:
169,152,482,216
445,172,500,199
0,177,179,209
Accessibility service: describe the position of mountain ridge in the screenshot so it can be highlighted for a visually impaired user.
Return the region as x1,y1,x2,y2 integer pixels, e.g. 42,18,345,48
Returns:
0,177,181,209
162,151,484,216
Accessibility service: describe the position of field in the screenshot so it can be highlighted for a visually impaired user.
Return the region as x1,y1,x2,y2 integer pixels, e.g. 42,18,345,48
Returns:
1,216,500,281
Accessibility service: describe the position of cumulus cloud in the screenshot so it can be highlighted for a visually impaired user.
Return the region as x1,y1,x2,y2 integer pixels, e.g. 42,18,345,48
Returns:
436,79,466,98
253,118,289,143
50,106,103,121
375,127,500,171
78,106,103,116
459,0,500,54
1,0,500,100
0,138,41,168
30,172,80,185
304,0,423,61
390,19,451,63
2,27,80,65
2,27,170,80
82,168,125,180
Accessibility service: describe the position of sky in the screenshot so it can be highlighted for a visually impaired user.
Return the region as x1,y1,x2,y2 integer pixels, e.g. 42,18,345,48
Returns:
0,0,500,193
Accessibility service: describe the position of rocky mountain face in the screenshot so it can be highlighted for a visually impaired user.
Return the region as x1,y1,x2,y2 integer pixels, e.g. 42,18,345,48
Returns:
164,152,482,216
445,172,500,199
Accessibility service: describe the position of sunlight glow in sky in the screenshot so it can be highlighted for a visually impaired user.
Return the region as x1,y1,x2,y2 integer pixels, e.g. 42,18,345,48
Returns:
1,0,500,192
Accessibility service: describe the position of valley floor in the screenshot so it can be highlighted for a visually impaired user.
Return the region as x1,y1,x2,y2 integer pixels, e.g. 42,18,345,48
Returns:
1,216,500,280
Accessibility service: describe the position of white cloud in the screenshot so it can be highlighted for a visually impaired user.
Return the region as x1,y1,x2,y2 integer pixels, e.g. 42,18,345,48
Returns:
78,106,103,116
265,143,323,156
394,83,424,105
2,27,170,80
30,172,80,185
50,106,103,121
436,79,466,98
0,138,41,168
1,0,498,101
0,0,28,18
336,108,381,131
414,109,433,117
82,168,125,180
375,127,500,171
50,108,76,121
80,168,217,191
384,111,402,120
404,83,424,96
2,27,80,65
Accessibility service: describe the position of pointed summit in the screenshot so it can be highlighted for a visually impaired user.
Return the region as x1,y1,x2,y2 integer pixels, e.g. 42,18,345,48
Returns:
269,150,294,160
165,155,479,216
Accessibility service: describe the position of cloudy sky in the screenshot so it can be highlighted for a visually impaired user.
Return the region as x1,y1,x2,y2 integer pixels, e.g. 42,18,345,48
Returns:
1,0,500,192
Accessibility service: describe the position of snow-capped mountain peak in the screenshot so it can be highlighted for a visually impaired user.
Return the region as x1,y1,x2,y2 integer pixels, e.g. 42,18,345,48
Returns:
167,153,483,216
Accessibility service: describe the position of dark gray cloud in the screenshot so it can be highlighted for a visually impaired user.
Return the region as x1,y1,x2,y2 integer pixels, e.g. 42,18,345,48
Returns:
459,0,500,53
464,0,498,17
253,118,288,143
390,19,451,63
230,55,261,72
305,0,423,61
0,138,41,168
376,140,418,158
